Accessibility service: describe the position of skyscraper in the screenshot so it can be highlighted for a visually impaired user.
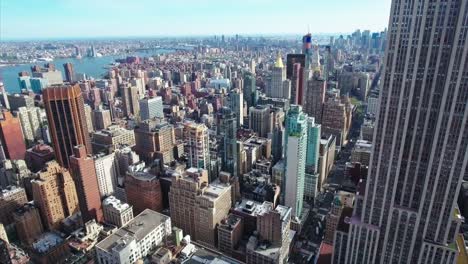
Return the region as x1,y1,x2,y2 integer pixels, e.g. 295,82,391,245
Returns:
63,63,75,83
243,72,257,109
284,105,308,218
286,54,305,79
43,85,92,168
304,117,321,200
69,145,103,223
290,62,303,105
32,161,79,230
304,73,326,124
121,84,140,118
139,96,164,121
227,88,244,127
184,122,211,179
0,110,27,160
249,105,272,138
217,107,238,177
266,53,290,100
343,1,468,263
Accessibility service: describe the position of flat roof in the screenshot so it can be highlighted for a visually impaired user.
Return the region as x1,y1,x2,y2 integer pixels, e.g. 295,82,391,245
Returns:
96,209,169,253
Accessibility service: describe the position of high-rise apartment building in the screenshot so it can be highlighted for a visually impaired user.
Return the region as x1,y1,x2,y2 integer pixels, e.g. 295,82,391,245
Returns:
343,1,468,263
69,145,103,223
0,110,27,160
139,96,163,121
43,85,92,168
169,168,209,241
194,179,232,248
121,84,140,117
94,152,119,198
16,106,43,145
32,161,79,230
92,107,112,130
134,119,176,164
305,117,321,200
284,105,308,218
184,122,211,179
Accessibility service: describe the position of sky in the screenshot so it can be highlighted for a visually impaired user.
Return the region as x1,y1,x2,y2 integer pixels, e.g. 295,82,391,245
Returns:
0,0,392,40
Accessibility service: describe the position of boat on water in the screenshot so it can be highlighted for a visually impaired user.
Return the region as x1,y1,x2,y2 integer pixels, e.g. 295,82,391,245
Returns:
36,57,54,62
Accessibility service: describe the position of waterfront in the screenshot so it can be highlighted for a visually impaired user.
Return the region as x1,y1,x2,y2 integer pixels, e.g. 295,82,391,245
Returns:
0,49,173,93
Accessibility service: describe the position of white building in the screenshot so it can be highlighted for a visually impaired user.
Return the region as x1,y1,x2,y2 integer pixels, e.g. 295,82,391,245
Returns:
32,70,63,85
94,152,120,198
102,196,133,227
96,209,171,264
139,96,163,121
16,106,44,143
284,106,308,218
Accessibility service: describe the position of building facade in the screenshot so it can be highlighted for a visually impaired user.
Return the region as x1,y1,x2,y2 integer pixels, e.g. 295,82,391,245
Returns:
344,1,468,263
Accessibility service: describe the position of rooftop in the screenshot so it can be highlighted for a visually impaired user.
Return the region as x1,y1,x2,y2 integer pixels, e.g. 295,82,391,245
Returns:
103,196,131,212
96,209,169,253
233,199,272,217
32,232,65,254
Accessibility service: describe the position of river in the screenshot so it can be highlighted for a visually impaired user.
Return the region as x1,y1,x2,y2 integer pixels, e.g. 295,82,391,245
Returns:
0,49,173,93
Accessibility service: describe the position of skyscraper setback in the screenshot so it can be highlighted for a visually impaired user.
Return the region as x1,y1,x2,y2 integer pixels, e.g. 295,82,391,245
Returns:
343,1,468,263
43,85,92,168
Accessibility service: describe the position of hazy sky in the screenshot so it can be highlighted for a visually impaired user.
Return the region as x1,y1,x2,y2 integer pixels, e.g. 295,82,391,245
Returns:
1,0,392,40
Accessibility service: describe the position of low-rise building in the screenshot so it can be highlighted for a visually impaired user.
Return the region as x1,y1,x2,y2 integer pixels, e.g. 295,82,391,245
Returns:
102,196,133,227
96,209,171,264
31,232,70,264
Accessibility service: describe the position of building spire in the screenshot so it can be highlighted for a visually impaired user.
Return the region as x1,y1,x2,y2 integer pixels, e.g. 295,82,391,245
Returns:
275,52,284,68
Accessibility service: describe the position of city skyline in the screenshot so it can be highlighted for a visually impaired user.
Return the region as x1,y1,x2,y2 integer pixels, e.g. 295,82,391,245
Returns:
1,0,391,40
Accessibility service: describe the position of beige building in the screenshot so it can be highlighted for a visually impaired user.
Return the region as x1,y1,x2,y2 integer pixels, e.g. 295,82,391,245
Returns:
318,135,336,192
134,119,177,164
91,125,136,153
0,186,28,226
184,122,211,177
93,108,112,130
246,203,293,264
195,180,232,248
32,161,79,230
169,167,232,248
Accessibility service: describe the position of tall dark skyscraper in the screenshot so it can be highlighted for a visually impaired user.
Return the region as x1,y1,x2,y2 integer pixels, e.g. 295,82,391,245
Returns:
63,62,75,83
343,1,468,263
243,72,257,108
217,107,238,178
43,84,92,168
286,54,305,79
